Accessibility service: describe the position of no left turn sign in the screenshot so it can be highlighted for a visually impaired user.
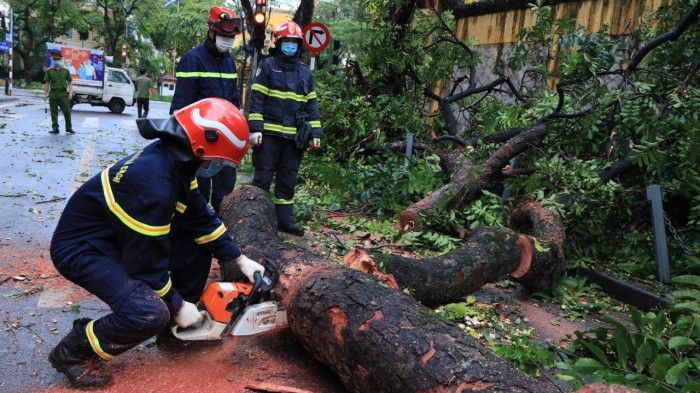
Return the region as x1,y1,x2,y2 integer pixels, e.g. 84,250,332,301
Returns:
302,22,331,56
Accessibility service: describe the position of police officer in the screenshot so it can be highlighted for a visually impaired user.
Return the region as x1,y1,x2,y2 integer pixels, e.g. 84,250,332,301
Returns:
43,51,74,134
170,5,242,213
248,21,323,236
48,98,265,388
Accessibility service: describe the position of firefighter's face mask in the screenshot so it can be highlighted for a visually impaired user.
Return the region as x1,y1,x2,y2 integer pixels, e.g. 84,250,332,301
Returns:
196,158,239,178
215,35,235,53
280,42,299,57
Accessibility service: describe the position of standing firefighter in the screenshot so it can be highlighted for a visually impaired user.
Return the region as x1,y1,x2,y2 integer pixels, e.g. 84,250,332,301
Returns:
48,98,265,389
170,5,242,213
248,21,323,236
44,51,74,134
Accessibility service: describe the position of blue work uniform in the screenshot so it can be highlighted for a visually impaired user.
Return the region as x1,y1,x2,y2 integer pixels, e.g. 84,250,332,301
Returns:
170,38,240,213
50,141,241,360
248,54,323,226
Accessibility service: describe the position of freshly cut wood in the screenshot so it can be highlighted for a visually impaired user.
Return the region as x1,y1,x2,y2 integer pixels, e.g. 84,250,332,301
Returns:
246,382,315,393
218,186,558,393
382,202,565,306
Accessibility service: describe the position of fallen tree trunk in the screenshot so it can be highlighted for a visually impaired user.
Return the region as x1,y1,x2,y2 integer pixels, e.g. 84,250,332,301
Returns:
383,202,565,306
218,186,558,393
399,124,547,229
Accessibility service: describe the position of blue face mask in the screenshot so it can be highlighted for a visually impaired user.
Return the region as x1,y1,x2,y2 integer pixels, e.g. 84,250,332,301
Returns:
280,42,298,57
196,161,225,178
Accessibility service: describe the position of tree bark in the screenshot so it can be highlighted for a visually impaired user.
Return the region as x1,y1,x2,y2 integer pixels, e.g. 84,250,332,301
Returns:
292,0,316,28
218,186,558,393
383,202,565,306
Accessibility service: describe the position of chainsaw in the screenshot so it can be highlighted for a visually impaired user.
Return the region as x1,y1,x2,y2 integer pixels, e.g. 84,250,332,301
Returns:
171,258,287,341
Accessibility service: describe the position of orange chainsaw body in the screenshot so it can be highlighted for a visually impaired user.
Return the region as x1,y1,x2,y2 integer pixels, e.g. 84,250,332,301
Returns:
200,281,253,323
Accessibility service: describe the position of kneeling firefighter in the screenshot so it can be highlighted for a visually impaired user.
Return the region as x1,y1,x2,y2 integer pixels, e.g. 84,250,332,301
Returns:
248,21,323,236
48,98,264,389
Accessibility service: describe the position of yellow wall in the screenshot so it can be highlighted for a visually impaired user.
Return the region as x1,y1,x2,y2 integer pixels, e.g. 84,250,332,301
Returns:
456,0,670,45
233,8,295,47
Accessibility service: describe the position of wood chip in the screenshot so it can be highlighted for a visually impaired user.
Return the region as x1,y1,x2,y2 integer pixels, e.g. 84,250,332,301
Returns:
245,382,314,393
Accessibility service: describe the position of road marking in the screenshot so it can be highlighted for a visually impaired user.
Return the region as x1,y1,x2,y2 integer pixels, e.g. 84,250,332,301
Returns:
82,117,100,129
72,129,99,191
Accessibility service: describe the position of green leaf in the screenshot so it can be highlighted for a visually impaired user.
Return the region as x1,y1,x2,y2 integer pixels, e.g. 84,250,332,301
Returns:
556,374,576,381
670,289,700,301
614,329,632,370
634,340,655,372
672,275,700,288
665,360,690,385
582,341,609,364
631,308,644,331
574,357,603,374
674,301,700,313
650,354,674,380
532,238,550,253
668,336,696,351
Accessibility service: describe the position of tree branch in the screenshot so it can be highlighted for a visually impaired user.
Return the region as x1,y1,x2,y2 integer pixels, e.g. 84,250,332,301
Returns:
624,1,700,71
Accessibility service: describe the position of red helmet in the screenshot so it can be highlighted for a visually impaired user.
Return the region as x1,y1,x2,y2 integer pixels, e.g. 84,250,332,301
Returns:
274,21,303,42
207,5,242,37
174,98,250,164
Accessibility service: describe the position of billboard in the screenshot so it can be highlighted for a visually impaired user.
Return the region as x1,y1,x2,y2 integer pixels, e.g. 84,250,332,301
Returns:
46,42,105,87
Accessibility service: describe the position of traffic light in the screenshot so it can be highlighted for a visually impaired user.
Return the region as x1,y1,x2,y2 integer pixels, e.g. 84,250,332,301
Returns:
251,0,267,49
121,43,128,58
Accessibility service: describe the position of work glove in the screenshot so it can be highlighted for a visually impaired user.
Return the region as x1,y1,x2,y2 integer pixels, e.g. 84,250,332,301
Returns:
311,138,321,149
234,255,265,283
174,301,203,329
250,132,263,146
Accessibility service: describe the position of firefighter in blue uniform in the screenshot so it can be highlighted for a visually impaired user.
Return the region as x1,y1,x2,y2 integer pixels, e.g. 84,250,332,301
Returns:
170,5,242,213
248,21,323,236
48,98,265,389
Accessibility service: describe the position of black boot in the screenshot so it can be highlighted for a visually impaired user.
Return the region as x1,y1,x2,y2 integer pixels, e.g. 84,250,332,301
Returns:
276,204,304,236
48,318,113,389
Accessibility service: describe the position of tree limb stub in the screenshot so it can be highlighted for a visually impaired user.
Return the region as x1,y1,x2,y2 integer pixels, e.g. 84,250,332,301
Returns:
386,202,565,306
218,186,558,393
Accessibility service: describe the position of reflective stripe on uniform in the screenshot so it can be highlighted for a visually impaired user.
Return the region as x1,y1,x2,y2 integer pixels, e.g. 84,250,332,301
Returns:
272,197,294,205
154,277,172,297
176,71,238,79
252,83,310,103
190,179,198,190
100,169,170,237
176,202,187,214
263,122,297,135
248,113,264,121
309,120,322,128
86,320,114,361
194,223,227,245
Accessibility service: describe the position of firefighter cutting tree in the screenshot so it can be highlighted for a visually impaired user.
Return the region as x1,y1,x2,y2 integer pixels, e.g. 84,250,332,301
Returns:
47,98,265,389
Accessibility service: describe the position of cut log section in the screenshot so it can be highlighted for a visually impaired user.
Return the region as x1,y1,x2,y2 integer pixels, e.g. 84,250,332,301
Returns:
381,202,565,306
218,186,558,393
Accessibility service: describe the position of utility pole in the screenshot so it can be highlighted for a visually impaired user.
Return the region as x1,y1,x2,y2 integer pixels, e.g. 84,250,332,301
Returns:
172,0,179,76
8,8,13,96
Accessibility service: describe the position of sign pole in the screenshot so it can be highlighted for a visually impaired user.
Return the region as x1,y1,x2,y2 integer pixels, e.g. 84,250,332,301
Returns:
309,55,316,71
8,8,13,96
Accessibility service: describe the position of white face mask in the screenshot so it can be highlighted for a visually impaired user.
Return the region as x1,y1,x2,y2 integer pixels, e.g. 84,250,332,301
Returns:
215,35,234,53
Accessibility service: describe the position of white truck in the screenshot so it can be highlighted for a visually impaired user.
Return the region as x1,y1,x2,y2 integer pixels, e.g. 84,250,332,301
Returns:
72,67,136,114
47,43,135,114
